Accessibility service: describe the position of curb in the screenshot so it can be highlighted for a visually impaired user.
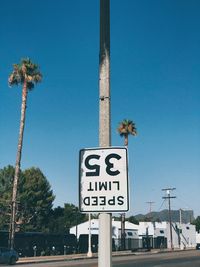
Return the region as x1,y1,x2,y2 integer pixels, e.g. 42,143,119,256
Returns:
17,248,195,265
18,254,96,265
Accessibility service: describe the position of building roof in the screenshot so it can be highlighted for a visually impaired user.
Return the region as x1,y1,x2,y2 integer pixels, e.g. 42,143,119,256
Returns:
71,219,139,231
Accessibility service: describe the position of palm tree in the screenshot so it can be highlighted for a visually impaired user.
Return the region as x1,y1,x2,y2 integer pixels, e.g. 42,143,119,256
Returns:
8,58,42,249
117,119,137,250
117,119,137,147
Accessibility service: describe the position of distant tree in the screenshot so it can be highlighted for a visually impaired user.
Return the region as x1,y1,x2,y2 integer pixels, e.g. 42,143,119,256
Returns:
50,206,65,220
112,216,121,221
19,168,55,232
143,216,151,222
0,166,54,232
48,206,65,233
0,166,25,230
154,217,161,223
192,216,200,232
127,216,139,225
64,203,87,231
8,58,42,248
91,213,99,219
48,204,87,233
0,166,15,230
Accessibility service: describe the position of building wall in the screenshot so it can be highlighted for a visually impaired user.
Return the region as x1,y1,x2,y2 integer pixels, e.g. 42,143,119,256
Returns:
165,222,196,249
70,219,139,239
180,223,196,248
70,219,196,249
196,232,200,244
138,221,196,249
70,219,99,239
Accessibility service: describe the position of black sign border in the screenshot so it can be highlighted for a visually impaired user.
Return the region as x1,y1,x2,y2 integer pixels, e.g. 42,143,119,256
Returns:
79,147,129,213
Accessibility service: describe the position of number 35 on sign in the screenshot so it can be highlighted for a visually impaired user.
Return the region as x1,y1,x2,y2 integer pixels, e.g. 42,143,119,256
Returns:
79,147,129,213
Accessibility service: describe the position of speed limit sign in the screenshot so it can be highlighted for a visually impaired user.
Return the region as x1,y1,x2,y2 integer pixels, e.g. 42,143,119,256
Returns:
79,147,129,212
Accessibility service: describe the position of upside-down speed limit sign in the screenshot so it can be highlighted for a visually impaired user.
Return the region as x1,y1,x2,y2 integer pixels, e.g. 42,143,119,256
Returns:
79,147,129,213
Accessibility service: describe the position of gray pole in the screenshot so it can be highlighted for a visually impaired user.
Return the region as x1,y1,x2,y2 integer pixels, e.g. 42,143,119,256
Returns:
179,208,182,225
179,208,184,249
162,188,176,250
168,192,173,250
99,0,111,145
99,0,112,266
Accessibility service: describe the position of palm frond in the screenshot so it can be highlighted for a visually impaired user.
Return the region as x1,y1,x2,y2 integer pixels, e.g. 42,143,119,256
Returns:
117,119,137,136
8,58,42,89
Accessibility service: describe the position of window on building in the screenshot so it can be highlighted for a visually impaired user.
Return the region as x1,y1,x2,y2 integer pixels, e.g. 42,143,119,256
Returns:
127,232,133,237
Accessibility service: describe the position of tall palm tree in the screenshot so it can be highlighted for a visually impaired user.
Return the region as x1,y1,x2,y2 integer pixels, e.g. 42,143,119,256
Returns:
117,119,137,250
8,58,42,249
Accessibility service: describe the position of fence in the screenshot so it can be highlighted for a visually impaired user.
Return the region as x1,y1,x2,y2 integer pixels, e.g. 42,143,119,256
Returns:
0,231,167,256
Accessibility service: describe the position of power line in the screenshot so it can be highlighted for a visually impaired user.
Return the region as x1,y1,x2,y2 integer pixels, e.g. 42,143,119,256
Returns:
157,199,166,212
146,201,155,213
146,201,155,221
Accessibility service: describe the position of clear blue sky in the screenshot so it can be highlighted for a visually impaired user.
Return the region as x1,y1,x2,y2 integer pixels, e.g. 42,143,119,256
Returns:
0,0,199,217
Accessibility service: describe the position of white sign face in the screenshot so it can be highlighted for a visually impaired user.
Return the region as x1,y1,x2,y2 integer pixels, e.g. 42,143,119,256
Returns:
79,147,129,213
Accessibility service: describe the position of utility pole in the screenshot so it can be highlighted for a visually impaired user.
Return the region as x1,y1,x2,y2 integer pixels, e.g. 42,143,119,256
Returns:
179,208,182,249
146,201,155,221
162,188,176,250
99,0,112,267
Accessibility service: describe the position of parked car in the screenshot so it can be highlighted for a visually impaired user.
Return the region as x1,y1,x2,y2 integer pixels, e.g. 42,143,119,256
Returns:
0,247,19,265
196,243,200,250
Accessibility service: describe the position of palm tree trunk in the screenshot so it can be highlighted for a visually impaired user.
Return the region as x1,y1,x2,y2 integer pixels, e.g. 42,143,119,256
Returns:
124,134,128,146
9,82,28,249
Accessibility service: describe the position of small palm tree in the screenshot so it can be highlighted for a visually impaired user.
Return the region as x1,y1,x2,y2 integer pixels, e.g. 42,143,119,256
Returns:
117,119,137,146
8,58,42,248
117,119,137,250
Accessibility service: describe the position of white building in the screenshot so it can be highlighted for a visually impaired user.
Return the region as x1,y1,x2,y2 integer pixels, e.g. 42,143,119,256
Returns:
70,219,196,250
138,221,196,249
70,219,139,240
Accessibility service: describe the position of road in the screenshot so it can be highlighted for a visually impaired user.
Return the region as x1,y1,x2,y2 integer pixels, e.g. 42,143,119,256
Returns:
113,250,200,267
11,250,200,267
